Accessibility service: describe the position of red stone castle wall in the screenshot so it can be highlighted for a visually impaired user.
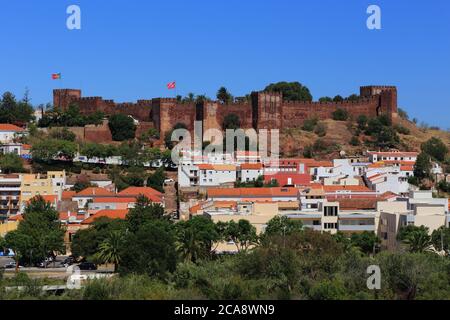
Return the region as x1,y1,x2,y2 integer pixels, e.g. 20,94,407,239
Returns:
53,85,398,141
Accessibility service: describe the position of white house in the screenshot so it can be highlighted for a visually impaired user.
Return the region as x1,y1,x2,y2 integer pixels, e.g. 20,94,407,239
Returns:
0,124,25,143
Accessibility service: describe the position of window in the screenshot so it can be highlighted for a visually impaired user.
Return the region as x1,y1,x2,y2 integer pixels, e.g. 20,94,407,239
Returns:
324,206,338,217
324,223,337,229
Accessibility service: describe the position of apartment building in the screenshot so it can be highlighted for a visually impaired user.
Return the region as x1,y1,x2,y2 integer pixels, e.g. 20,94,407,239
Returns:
368,151,418,163
377,191,448,250
0,174,22,221
284,201,377,235
207,187,299,203
20,171,66,208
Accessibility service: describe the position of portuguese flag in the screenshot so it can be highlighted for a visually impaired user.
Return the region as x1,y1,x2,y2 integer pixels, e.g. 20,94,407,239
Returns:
52,73,62,80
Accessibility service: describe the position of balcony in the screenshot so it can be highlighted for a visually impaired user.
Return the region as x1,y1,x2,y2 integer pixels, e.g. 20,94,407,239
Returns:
338,224,375,232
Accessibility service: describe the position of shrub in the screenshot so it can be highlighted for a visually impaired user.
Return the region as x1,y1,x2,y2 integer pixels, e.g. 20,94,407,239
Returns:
302,118,318,132
350,136,360,146
394,125,410,135
314,122,327,137
332,109,349,121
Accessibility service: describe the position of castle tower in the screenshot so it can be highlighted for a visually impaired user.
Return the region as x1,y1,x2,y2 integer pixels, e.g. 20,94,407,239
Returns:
360,86,398,121
251,92,282,130
53,89,81,111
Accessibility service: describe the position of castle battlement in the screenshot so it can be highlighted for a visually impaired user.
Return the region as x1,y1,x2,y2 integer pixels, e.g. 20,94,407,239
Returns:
53,84,398,139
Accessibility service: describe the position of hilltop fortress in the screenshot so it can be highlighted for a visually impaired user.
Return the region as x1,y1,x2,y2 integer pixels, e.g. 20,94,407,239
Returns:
53,86,398,139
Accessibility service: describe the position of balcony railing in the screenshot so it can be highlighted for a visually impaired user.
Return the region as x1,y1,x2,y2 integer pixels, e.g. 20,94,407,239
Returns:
338,225,375,231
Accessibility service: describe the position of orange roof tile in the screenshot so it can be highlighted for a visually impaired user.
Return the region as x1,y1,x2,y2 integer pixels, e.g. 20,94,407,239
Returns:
240,163,263,170
0,124,24,132
118,187,163,203
62,191,77,200
323,185,372,192
75,187,114,197
400,165,414,171
197,164,237,171
81,209,129,225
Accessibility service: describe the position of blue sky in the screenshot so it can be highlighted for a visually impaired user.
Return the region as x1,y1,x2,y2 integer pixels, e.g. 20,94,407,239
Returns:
1,0,449,128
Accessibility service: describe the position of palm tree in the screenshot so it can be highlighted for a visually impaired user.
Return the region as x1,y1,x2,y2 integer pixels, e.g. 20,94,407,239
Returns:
96,231,124,273
176,226,204,263
403,230,433,253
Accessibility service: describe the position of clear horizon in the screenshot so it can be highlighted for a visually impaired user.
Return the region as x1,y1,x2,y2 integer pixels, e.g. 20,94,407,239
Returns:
1,0,449,129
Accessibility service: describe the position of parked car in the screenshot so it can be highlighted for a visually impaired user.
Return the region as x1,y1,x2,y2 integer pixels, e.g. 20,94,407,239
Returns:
78,262,97,271
61,257,75,267
4,262,23,269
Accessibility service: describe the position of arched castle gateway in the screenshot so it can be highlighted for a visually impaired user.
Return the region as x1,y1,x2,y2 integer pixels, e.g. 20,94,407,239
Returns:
53,86,398,139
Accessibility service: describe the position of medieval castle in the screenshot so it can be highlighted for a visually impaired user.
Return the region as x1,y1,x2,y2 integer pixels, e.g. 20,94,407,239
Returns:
53,86,398,140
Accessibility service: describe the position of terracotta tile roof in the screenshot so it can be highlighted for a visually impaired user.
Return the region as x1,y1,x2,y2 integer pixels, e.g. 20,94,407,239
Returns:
337,198,378,210
208,187,298,198
197,164,237,171
379,191,399,200
0,124,24,132
22,144,32,150
240,163,263,170
400,165,414,171
323,185,372,192
81,209,129,225
62,191,77,200
75,187,114,197
296,159,333,167
59,212,86,221
27,195,58,205
119,186,162,196
264,173,311,186
118,187,163,203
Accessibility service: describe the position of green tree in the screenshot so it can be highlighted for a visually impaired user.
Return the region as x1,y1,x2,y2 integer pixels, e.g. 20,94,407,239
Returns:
264,82,312,101
5,196,65,266
31,139,77,163
431,226,450,252
397,225,432,253
0,153,25,173
318,96,333,102
147,167,167,193
350,231,380,255
216,87,233,104
223,220,258,252
421,137,448,162
95,230,124,272
333,95,344,102
414,152,432,181
71,217,125,260
108,114,136,141
126,195,166,233
346,94,360,101
0,91,34,124
263,216,303,238
119,219,177,278
175,216,219,263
